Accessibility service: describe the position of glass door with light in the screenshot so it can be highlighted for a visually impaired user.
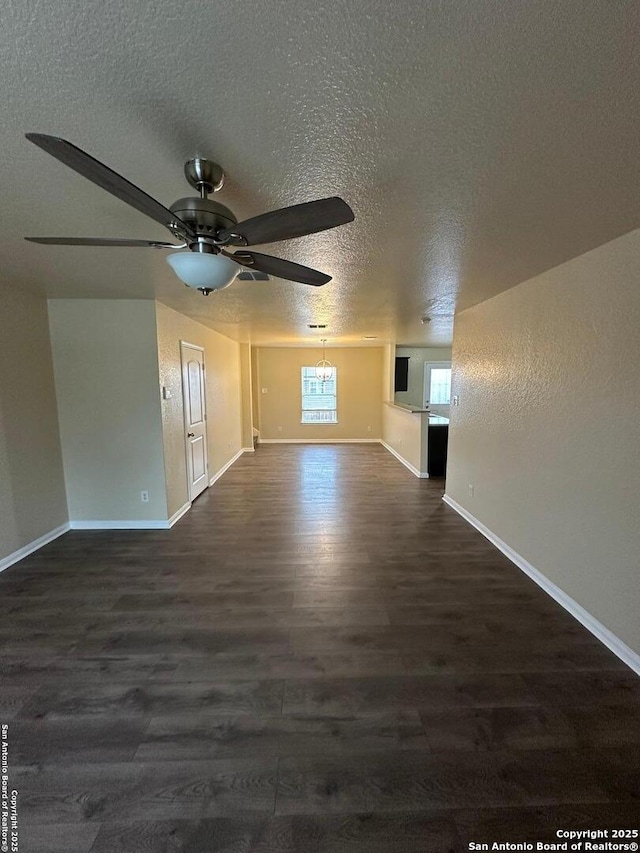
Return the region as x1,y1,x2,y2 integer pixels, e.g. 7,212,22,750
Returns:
423,362,452,415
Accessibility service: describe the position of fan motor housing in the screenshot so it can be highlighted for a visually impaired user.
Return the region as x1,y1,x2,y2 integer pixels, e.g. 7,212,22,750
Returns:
169,197,237,240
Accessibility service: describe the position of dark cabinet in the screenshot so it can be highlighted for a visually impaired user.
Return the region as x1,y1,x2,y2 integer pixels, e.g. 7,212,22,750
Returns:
394,356,409,392
428,425,448,477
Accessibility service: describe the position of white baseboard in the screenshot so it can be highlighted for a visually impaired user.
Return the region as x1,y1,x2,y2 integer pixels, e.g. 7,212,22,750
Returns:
242,446,255,453
258,438,381,444
167,502,191,527
380,440,428,478
209,448,245,486
0,523,71,573
442,494,640,677
69,519,174,530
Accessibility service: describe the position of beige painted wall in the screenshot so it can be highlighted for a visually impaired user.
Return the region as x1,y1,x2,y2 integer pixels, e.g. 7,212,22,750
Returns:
382,404,424,473
251,346,260,433
255,346,383,441
155,302,243,517
394,346,452,409
0,287,68,559
239,343,254,449
446,227,640,655
49,300,167,521
382,344,393,402
382,343,427,474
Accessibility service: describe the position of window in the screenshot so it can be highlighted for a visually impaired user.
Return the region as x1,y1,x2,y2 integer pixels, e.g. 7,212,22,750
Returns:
424,362,452,407
301,366,337,423
429,367,452,405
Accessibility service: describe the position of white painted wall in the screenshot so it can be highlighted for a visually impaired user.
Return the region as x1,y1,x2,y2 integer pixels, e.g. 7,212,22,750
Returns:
48,300,168,522
446,228,640,656
0,286,68,562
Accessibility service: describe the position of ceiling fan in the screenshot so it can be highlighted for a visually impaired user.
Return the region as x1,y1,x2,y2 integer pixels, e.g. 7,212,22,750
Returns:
24,133,354,295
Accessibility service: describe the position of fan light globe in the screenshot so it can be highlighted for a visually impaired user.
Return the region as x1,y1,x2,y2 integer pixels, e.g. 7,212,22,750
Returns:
166,251,238,291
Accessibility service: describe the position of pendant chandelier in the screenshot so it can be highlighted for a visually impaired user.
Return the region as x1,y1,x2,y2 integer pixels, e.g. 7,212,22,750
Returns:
315,338,333,381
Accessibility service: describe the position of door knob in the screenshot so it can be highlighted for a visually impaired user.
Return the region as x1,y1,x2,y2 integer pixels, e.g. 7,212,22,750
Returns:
187,432,195,437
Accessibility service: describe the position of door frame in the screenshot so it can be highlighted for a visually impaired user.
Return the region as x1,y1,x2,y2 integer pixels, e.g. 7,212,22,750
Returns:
180,341,209,501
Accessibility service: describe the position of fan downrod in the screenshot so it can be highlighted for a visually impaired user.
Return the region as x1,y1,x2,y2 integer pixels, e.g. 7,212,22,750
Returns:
184,158,224,197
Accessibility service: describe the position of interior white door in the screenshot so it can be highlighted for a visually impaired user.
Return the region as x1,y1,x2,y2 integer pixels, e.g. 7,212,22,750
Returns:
181,342,209,502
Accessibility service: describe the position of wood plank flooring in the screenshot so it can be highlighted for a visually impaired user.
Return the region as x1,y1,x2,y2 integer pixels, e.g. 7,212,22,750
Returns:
2,444,639,852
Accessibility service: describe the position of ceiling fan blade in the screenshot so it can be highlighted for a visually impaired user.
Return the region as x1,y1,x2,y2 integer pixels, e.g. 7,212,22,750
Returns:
217,197,354,246
25,237,184,248
230,250,331,286
25,133,195,240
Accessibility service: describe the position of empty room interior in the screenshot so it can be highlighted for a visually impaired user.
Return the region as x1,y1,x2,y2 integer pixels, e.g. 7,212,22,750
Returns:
1,2,640,851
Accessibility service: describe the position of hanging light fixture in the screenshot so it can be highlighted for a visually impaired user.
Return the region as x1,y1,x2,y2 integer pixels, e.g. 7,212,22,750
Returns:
315,338,334,381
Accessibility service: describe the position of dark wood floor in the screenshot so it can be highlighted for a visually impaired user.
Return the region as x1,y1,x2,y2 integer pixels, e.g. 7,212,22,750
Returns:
2,444,639,852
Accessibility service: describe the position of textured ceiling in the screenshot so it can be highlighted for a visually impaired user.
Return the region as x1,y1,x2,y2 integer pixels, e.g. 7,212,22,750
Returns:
1,0,639,346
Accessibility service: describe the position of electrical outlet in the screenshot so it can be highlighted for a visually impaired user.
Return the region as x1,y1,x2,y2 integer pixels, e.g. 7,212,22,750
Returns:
261,387,268,394
140,490,149,503
277,425,282,432
453,395,459,407
367,425,371,432
468,483,474,497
